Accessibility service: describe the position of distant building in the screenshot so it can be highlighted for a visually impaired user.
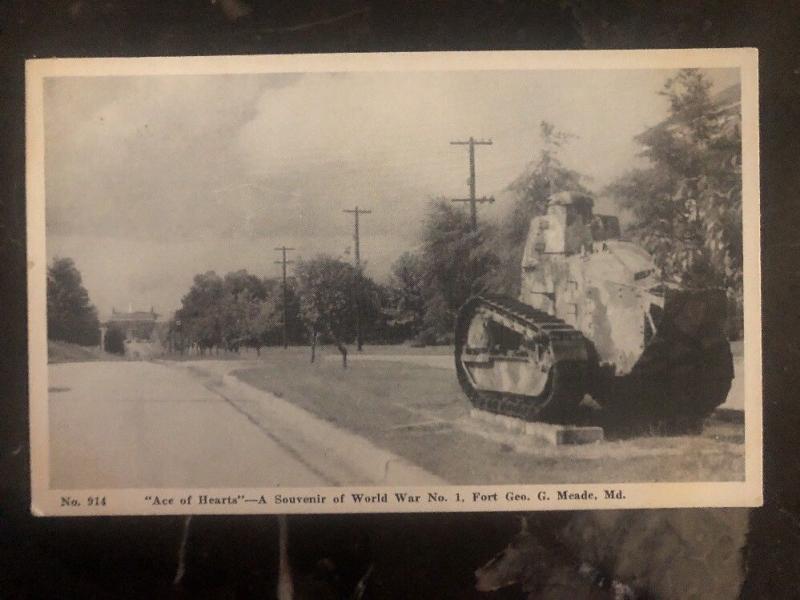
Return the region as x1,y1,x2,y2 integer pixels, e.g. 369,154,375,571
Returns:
106,307,159,341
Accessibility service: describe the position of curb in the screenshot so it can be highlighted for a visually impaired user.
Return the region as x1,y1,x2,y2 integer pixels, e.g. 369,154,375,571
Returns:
221,374,447,486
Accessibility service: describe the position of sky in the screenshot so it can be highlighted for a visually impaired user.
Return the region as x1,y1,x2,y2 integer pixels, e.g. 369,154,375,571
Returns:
43,67,739,319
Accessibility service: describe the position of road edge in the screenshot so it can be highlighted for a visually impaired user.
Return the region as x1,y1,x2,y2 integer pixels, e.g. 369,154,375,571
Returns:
221,373,447,487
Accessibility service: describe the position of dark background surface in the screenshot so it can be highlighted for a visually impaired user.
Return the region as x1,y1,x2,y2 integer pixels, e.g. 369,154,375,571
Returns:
2,1,799,598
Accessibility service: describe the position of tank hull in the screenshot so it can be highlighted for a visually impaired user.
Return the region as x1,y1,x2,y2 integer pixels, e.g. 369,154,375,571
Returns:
454,192,735,431
455,290,733,430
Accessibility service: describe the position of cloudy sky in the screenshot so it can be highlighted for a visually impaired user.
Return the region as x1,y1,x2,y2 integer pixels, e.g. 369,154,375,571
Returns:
44,67,738,319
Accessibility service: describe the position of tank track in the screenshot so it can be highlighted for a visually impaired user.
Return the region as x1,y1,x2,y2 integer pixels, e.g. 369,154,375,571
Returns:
454,295,588,424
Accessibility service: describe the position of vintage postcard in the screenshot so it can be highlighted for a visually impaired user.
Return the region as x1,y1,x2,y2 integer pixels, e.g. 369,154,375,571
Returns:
27,49,761,515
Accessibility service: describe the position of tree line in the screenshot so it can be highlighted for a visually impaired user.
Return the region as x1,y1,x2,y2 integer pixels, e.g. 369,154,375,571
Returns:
48,69,744,351
166,261,390,360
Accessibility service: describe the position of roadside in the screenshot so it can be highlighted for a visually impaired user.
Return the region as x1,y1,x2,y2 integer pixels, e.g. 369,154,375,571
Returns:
48,357,445,489
45,341,746,485
48,340,122,364
233,346,745,484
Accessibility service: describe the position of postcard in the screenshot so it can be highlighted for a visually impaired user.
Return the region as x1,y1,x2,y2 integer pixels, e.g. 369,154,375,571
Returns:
27,49,761,515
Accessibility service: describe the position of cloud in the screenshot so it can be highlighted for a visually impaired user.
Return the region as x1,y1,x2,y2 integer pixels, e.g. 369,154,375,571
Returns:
43,67,739,315
44,74,279,239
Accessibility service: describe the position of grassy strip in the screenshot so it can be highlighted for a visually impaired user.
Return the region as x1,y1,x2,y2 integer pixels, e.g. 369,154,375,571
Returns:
232,347,744,484
48,340,122,364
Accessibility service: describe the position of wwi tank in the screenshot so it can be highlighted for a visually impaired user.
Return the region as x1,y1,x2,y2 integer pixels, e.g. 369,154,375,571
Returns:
454,191,734,431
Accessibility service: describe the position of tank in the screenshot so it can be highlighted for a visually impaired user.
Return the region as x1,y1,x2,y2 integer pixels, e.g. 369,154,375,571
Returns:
454,191,734,432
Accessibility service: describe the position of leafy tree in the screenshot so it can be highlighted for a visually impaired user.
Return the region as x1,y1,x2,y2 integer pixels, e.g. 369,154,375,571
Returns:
386,251,426,339
223,269,267,299
607,69,742,333
47,257,100,346
270,276,305,346
248,294,283,352
417,199,499,343
244,278,303,352
295,255,381,367
174,271,225,354
103,325,125,355
488,121,590,295
220,288,257,352
507,121,585,220
354,271,387,345
219,270,268,352
170,269,307,356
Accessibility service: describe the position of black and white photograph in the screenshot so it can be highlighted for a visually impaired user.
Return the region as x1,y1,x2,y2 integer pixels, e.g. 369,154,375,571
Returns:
26,50,761,515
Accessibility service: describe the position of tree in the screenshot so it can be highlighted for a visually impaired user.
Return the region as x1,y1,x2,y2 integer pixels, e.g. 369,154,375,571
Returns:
174,271,225,354
354,270,387,344
47,257,100,346
263,276,305,348
248,294,283,353
607,70,743,334
488,121,590,296
386,251,426,340
417,199,498,343
170,269,307,356
295,255,381,367
104,325,125,355
507,121,585,220
243,277,302,352
219,270,268,352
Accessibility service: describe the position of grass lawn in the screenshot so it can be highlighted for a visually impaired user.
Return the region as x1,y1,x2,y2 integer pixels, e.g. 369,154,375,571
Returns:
233,346,744,485
357,343,453,356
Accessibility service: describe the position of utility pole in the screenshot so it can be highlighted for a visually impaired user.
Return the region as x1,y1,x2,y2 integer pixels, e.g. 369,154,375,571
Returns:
343,206,372,351
274,246,295,349
450,137,495,230
343,206,372,269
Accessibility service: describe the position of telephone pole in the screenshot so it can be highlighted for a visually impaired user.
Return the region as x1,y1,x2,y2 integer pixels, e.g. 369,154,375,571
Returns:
343,206,372,351
343,206,372,269
274,246,294,349
450,137,495,230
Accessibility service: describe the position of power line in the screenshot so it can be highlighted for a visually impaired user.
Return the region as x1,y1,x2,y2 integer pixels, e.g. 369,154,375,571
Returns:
450,137,495,230
274,246,295,349
343,206,372,351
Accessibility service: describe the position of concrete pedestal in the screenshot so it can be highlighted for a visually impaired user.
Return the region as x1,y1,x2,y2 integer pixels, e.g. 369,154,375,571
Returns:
470,408,604,445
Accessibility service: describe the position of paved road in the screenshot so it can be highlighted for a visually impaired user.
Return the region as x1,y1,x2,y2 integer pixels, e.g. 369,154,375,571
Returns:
48,361,329,489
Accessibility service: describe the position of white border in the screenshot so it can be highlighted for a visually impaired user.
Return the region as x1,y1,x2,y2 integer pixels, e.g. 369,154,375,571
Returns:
26,49,762,516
